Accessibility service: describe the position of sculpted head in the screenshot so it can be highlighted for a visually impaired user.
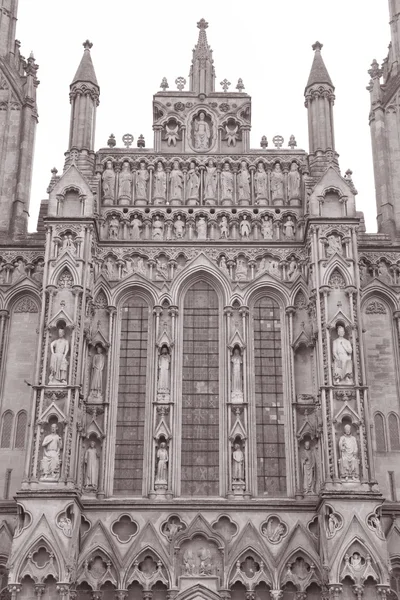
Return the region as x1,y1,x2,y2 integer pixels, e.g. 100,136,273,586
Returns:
337,325,345,338
96,346,103,354
140,161,146,170
258,162,265,171
106,160,113,170
161,345,168,355
58,329,65,339
90,440,96,448
304,439,311,450
157,161,163,171
224,163,230,171
190,161,195,169
274,163,282,172
241,160,247,169
122,161,130,171
291,162,298,171
208,159,214,167
51,423,58,434
199,111,205,121
173,160,179,170
344,424,352,435
160,441,166,449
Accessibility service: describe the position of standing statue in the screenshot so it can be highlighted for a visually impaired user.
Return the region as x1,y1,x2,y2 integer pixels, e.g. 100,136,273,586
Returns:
108,216,120,240
287,259,298,281
118,161,133,203
131,214,142,240
288,162,301,201
231,346,243,402
332,325,353,385
198,546,212,575
219,256,230,278
186,161,200,203
174,215,185,238
204,159,217,203
183,549,195,575
102,161,115,204
135,161,149,201
153,162,167,203
170,160,184,203
238,161,251,203
232,443,245,481
40,423,62,481
196,217,207,240
12,259,27,283
339,424,359,480
240,215,251,239
61,234,76,255
326,234,343,257
221,163,234,203
152,216,164,240
157,346,170,393
261,216,273,239
49,329,69,385
271,163,284,202
235,259,248,281
254,163,268,203
156,442,168,483
84,440,100,490
220,216,229,239
193,111,211,150
283,216,295,239
90,346,105,399
300,440,316,494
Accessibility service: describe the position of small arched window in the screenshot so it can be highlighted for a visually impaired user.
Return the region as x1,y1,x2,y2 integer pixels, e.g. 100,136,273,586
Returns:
15,411,27,449
374,413,386,452
388,413,400,451
0,411,14,448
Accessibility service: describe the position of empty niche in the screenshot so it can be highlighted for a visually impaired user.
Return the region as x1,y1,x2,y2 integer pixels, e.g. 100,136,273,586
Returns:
212,515,238,542
111,514,138,543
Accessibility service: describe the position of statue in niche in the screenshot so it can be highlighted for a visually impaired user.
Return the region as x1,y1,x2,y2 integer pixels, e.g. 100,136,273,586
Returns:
367,513,384,538
152,216,164,240
339,424,359,480
262,517,287,543
170,160,184,202
327,512,341,537
108,216,120,240
194,111,211,150
219,256,230,278
204,159,217,203
261,215,273,239
122,258,135,277
283,216,295,239
102,257,117,280
90,346,105,399
153,162,167,202
12,259,27,283
198,546,212,575
300,439,316,494
256,257,268,276
332,325,353,385
288,162,301,200
164,518,183,540
174,215,185,238
270,261,280,278
155,259,168,280
221,163,234,202
235,259,247,281
186,161,200,202
183,549,196,575
40,423,62,480
84,439,100,490
231,346,243,402
255,163,268,203
165,122,179,146
238,161,250,202
135,161,149,200
157,346,170,393
220,216,229,239
377,260,392,284
49,329,69,385
61,234,76,255
225,122,239,147
232,443,245,482
32,259,44,283
131,214,142,240
155,442,168,483
102,160,115,203
287,259,298,280
118,161,133,202
271,163,284,202
326,234,343,257
240,215,251,239
196,217,207,240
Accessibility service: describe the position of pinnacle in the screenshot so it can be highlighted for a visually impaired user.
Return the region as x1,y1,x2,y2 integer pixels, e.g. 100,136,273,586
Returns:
306,41,334,90
71,40,99,88
83,39,93,50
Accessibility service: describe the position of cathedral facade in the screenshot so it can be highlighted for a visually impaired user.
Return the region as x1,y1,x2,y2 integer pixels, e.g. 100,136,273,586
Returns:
1,1,400,599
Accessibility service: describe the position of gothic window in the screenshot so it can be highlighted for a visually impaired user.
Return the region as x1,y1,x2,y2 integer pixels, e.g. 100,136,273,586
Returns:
181,280,219,496
253,296,286,495
114,296,150,495
14,410,27,449
374,413,386,452
390,566,400,600
0,411,13,448
388,413,400,451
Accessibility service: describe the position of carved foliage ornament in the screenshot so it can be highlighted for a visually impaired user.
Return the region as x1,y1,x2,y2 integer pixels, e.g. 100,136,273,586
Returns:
365,300,386,314
14,296,39,313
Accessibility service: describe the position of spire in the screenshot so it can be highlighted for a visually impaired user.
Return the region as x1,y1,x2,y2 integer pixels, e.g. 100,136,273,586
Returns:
189,19,215,95
306,42,334,90
71,40,99,89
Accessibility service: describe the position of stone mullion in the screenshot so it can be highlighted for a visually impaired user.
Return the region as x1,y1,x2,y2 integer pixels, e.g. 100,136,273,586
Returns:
103,305,117,497
224,305,233,497
142,299,157,497
149,305,163,498
286,306,300,496
0,309,9,397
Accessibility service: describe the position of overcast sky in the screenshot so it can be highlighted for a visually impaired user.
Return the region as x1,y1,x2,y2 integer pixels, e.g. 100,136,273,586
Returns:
17,0,390,233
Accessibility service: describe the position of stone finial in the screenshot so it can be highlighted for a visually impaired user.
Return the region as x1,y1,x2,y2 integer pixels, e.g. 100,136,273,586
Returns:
260,135,268,149
83,40,93,50
160,77,169,91
175,77,186,91
288,135,297,149
220,78,231,92
197,18,209,30
122,133,134,148
273,135,284,148
137,134,145,148
312,41,323,52
236,78,245,92
107,133,116,148
47,167,60,193
368,59,382,80
344,168,358,195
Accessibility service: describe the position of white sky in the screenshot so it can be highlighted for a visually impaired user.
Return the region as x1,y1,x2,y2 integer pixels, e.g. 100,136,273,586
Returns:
17,0,390,233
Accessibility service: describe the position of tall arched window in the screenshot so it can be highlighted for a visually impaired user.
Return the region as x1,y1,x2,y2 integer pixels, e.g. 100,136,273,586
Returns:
0,411,14,448
114,295,150,495
388,413,400,451
15,410,27,449
253,296,286,495
374,413,386,452
181,280,219,496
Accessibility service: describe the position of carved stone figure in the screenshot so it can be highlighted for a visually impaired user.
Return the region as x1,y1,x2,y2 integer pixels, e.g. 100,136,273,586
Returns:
204,159,217,203
183,549,195,575
153,162,167,203
283,216,295,239
326,234,343,257
231,346,243,402
156,442,168,483
131,214,142,240
136,258,147,277
327,511,342,537
287,259,298,281
135,161,149,202
339,424,359,480
58,515,72,537
194,111,211,150
235,259,247,281
186,161,200,203
170,160,184,203
367,513,384,538
40,423,62,481
196,217,207,240
152,216,164,240
238,161,250,203
108,216,120,240
118,161,133,204
32,259,44,283
61,234,76,255
163,518,183,540
261,216,273,239
174,215,185,238
49,329,69,385
90,346,105,398
240,215,251,239
11,259,27,283
255,163,268,203
271,163,284,202
165,122,179,146
219,256,230,277
300,440,316,494
198,546,212,575
122,258,135,277
225,122,239,147
377,260,392,284
158,346,170,393
84,440,100,490
332,325,353,385
288,162,301,201
221,163,234,203
155,259,168,280
262,517,287,543
102,160,115,204
220,216,229,239
232,443,244,481
102,257,117,280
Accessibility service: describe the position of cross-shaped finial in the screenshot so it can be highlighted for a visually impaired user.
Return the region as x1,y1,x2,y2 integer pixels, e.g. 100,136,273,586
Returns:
160,77,169,91
175,76,186,91
197,18,209,30
312,41,323,52
272,134,284,148
122,133,133,148
220,78,231,92
288,134,297,149
83,40,93,50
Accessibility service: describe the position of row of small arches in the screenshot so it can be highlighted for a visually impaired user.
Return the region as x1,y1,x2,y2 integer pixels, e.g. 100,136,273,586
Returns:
374,412,400,452
0,410,27,449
